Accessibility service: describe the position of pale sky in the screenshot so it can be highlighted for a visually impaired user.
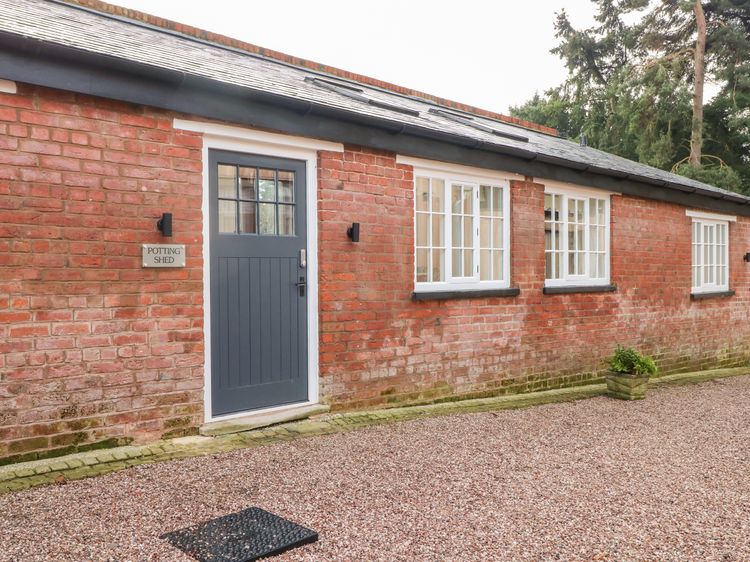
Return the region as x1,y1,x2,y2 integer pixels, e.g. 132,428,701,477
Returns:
110,0,599,114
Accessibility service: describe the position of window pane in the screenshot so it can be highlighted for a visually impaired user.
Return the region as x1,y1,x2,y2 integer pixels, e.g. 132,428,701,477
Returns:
568,252,575,276
554,253,562,279
278,170,294,203
416,214,429,246
218,165,237,198
432,249,444,282
259,202,276,235
493,219,503,249
597,254,605,278
431,179,444,212
589,253,597,278
239,167,256,200
463,216,473,248
279,204,294,235
452,249,462,277
597,199,605,224
553,223,561,250
577,225,584,251
545,253,553,280
432,215,444,247
416,177,430,212
463,186,473,214
416,248,429,283
544,194,553,222
259,169,276,201
452,185,462,213
480,185,491,214
590,226,598,252
480,218,490,247
480,249,491,281
493,187,502,216
218,200,237,233
463,249,473,276
239,201,256,234
452,216,462,247
568,224,576,251
493,250,503,280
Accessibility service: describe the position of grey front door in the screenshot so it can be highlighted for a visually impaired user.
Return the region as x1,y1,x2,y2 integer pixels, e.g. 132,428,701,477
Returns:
209,149,308,417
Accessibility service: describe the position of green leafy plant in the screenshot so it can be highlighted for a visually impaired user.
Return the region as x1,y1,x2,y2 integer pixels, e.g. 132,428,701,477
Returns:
608,345,658,376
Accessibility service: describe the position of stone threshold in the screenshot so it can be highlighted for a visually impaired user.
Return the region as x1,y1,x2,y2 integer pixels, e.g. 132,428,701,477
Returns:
200,403,331,437
0,366,747,495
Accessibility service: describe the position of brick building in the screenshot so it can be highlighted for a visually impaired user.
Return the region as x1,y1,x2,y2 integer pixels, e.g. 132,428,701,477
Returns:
1,0,749,464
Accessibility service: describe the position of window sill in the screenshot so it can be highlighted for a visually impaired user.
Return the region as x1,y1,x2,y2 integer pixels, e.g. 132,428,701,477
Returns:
543,284,617,295
691,290,735,300
412,287,521,301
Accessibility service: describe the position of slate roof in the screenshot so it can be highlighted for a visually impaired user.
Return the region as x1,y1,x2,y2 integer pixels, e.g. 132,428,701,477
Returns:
1,0,749,205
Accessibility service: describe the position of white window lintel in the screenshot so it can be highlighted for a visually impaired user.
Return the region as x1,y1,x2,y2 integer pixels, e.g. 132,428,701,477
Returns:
686,209,736,222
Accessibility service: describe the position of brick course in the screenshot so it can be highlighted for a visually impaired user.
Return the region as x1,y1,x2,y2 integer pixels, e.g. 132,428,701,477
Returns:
1,82,749,463
0,84,203,464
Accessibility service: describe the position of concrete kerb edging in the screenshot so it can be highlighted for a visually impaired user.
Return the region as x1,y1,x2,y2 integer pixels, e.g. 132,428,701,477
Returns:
0,366,747,494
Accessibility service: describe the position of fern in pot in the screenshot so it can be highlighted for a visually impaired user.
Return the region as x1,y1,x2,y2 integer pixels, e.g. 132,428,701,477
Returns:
606,345,657,400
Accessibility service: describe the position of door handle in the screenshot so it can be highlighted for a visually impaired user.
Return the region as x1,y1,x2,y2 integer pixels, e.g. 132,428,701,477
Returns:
295,276,306,297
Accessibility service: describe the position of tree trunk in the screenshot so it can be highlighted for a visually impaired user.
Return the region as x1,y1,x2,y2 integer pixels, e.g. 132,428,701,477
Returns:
689,0,706,166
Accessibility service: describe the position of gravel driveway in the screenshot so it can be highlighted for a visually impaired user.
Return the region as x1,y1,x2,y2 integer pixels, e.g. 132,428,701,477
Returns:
1,376,749,562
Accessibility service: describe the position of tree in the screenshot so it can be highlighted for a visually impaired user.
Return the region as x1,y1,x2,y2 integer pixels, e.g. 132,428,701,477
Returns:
510,0,750,194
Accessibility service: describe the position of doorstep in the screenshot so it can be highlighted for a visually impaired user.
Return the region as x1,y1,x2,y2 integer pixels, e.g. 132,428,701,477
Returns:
199,403,331,437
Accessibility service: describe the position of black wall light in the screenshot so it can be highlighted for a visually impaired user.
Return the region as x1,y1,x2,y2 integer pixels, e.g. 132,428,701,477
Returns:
157,212,173,237
744,252,750,262
347,222,360,242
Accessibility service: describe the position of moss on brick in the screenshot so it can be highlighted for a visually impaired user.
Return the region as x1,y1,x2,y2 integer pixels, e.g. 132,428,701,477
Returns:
161,426,199,440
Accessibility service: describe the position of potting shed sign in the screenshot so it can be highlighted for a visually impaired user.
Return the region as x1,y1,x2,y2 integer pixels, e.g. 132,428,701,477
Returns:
142,244,186,268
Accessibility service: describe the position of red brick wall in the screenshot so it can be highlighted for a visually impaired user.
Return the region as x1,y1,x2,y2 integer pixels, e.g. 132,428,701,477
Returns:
317,147,750,410
0,84,204,464
2,84,749,463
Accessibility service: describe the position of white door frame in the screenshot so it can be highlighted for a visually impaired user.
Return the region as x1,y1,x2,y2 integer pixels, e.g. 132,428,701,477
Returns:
173,118,343,423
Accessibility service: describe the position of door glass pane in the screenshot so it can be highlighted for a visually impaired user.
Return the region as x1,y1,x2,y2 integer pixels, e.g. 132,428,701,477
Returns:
416,248,429,283
259,202,276,235
218,200,237,233
239,167,256,200
218,165,237,198
278,170,294,203
239,201,256,234
416,177,430,212
279,204,294,235
258,168,276,201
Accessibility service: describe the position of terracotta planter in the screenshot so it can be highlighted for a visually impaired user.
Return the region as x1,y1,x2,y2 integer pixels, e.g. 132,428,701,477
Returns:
605,372,650,400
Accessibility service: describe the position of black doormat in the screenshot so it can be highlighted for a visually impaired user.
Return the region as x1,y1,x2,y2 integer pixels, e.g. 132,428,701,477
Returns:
161,507,318,562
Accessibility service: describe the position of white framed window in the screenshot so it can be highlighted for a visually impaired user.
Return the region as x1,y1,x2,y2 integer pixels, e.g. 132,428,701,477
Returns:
413,167,511,292
688,210,734,294
544,182,611,287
